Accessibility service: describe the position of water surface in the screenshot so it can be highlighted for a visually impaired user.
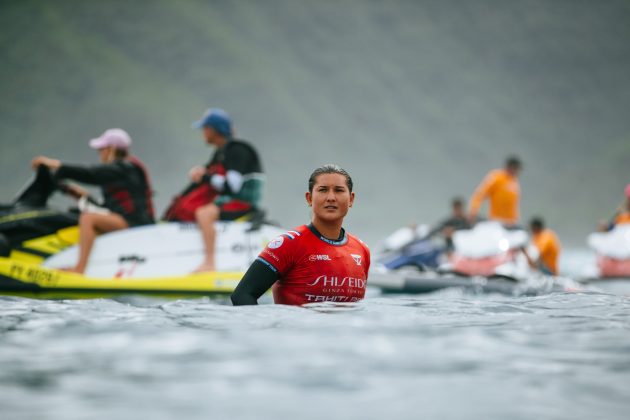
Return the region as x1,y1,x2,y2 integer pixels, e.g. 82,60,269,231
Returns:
1,288,628,420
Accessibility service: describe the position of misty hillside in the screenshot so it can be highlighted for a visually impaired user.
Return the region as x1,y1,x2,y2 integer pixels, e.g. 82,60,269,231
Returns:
1,0,629,245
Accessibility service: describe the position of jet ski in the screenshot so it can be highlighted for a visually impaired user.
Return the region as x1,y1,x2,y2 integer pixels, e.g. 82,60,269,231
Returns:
0,170,283,298
370,221,580,295
448,221,529,276
575,226,630,295
368,266,579,296
0,166,79,260
587,225,630,278
377,224,446,270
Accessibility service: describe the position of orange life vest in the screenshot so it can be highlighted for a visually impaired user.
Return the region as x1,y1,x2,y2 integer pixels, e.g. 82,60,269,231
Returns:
469,169,520,225
614,212,630,225
532,229,561,275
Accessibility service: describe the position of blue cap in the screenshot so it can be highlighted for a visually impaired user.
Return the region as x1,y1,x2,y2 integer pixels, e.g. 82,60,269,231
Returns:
192,108,232,137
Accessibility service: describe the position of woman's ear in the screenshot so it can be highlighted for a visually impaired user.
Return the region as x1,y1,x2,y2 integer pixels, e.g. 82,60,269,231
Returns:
349,191,355,208
305,191,312,207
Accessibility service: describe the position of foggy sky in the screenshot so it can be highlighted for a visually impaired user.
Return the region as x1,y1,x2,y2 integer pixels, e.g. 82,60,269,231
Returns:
1,0,629,246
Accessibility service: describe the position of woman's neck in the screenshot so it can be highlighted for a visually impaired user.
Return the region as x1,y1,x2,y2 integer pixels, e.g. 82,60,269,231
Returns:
311,218,343,240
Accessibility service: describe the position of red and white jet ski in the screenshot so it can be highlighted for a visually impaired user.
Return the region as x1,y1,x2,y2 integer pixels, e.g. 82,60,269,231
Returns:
449,221,530,277
588,225,630,278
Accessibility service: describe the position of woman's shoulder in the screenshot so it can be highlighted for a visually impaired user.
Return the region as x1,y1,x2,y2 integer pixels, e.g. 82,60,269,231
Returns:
226,139,258,156
346,232,370,254
109,159,134,170
265,225,309,249
275,225,310,241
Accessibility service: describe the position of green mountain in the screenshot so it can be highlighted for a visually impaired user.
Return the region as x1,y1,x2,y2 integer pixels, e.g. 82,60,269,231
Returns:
1,0,629,245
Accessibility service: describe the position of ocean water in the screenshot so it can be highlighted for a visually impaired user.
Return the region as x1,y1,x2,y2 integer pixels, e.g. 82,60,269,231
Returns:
1,286,629,420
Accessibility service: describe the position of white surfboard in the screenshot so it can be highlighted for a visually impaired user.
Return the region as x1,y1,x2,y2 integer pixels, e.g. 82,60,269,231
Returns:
43,221,283,278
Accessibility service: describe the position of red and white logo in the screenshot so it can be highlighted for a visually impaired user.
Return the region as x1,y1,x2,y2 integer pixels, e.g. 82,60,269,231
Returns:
309,254,332,262
267,236,284,249
351,254,362,266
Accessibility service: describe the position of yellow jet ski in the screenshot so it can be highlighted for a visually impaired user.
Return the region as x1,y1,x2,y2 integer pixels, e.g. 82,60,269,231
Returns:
0,168,282,299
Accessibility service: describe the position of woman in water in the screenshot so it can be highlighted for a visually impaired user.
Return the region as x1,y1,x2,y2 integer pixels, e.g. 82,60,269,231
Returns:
231,164,370,306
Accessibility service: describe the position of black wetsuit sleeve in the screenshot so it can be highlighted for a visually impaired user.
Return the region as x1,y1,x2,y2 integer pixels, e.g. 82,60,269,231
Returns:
56,163,129,186
231,259,279,306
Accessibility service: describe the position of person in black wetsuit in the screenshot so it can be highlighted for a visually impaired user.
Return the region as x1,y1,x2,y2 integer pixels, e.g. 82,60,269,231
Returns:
189,108,264,272
31,128,155,273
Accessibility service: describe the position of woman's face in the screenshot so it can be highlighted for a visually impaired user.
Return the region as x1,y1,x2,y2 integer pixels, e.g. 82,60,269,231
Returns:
97,146,114,163
306,173,354,223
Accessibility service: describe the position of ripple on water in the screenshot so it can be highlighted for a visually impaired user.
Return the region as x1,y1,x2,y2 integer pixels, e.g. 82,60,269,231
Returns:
0,291,628,420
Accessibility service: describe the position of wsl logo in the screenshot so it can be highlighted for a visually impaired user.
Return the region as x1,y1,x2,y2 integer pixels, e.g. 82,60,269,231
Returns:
351,254,362,266
309,254,332,262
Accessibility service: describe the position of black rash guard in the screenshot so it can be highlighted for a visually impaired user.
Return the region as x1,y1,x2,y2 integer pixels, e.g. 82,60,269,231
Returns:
203,139,263,199
55,158,155,227
427,216,470,238
231,259,279,305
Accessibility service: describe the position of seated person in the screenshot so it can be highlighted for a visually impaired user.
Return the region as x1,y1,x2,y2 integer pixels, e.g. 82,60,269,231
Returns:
427,197,471,251
189,108,264,272
31,128,154,273
524,217,561,275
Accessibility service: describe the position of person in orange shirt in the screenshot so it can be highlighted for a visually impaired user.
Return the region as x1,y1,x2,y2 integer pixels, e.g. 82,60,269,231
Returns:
525,217,561,275
469,157,522,226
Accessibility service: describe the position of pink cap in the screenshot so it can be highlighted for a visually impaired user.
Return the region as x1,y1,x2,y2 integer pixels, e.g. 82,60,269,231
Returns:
89,128,132,150
626,183,630,198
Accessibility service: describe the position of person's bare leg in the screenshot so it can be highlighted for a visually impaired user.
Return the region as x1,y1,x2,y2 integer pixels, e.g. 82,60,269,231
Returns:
69,212,128,274
194,203,220,272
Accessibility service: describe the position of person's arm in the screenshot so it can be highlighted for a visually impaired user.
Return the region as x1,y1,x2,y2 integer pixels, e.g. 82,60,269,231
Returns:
222,143,257,195
56,162,130,186
62,183,91,199
523,237,551,272
607,213,625,231
231,259,279,305
520,246,537,269
469,172,496,220
31,156,61,171
426,219,449,238
202,170,243,196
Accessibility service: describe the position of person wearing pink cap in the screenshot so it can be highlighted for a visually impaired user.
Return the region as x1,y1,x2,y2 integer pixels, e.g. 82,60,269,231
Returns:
31,129,155,273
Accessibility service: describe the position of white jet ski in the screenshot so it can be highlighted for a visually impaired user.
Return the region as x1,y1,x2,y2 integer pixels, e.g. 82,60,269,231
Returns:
370,221,580,295
587,225,630,278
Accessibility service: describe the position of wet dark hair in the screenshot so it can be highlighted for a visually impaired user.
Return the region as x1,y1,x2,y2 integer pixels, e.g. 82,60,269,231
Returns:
530,217,544,230
114,148,129,159
505,156,522,169
308,164,353,193
452,197,465,208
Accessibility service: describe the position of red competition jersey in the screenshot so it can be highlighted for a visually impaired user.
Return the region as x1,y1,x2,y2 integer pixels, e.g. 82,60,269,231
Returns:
258,224,371,305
